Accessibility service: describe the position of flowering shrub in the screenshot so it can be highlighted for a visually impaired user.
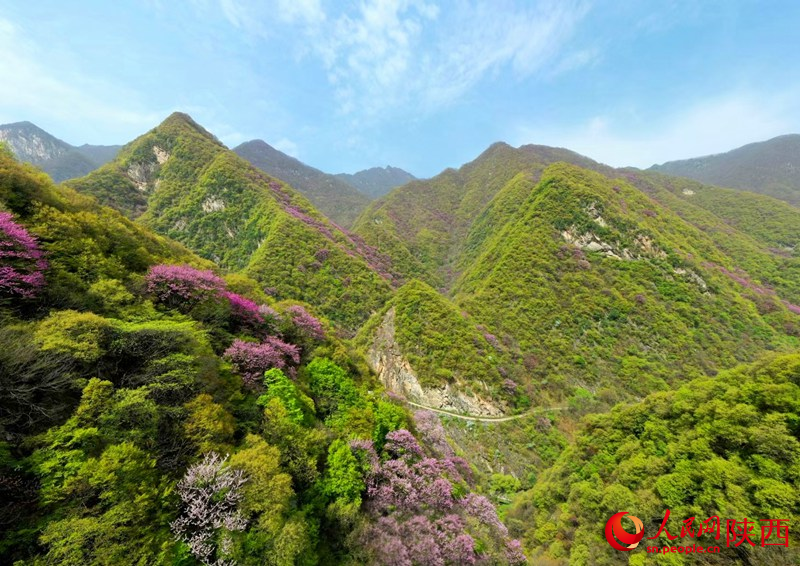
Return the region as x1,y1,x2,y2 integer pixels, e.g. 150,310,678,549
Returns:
413,410,454,458
350,430,525,565
224,338,300,390
221,291,264,329
0,212,48,298
145,264,225,308
171,452,248,565
285,305,325,341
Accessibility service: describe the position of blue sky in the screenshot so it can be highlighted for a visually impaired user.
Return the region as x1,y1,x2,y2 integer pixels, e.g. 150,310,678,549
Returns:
2,0,799,177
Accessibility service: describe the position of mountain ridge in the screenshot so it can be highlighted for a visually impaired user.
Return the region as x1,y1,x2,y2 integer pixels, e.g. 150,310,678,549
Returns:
0,120,121,182
66,112,396,330
335,165,416,198
233,139,371,227
649,133,800,205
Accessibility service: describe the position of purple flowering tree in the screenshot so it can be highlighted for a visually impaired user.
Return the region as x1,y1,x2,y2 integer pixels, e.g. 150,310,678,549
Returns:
145,264,225,309
221,291,265,330
224,338,300,390
350,430,525,565
0,212,48,298
171,452,248,566
285,305,325,341
413,410,455,459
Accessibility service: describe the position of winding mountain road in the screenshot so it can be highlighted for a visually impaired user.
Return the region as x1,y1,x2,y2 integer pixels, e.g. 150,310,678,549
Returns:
405,400,566,422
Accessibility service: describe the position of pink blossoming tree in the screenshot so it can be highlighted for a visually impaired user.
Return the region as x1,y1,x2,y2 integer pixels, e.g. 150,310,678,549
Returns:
223,338,300,390
0,212,48,298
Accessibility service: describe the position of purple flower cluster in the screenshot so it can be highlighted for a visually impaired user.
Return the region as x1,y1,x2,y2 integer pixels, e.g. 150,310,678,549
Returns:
221,290,264,328
171,452,248,565
284,205,335,240
358,514,477,566
0,212,48,298
286,305,325,341
482,332,500,349
224,338,300,390
145,264,225,305
413,410,455,458
351,430,524,565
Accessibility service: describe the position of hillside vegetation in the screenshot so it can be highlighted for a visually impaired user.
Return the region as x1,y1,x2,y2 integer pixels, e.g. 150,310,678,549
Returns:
0,146,523,565
509,353,800,565
67,113,395,331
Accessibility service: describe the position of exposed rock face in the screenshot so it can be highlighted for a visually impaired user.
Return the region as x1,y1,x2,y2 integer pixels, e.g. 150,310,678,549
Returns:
0,129,70,162
153,146,170,164
202,196,226,213
367,307,504,416
127,162,158,192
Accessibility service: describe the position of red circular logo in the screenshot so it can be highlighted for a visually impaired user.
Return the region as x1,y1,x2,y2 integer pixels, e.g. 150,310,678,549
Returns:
605,512,644,551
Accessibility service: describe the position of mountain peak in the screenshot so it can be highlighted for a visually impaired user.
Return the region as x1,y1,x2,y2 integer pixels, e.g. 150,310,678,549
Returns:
0,120,120,181
155,112,222,145
334,165,416,199
233,139,370,226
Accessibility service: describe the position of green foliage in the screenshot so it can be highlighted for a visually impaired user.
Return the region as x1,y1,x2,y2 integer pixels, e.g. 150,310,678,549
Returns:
357,279,513,399
35,310,113,363
229,434,294,539
510,354,800,564
306,357,360,417
321,439,365,504
258,368,312,425
183,393,235,454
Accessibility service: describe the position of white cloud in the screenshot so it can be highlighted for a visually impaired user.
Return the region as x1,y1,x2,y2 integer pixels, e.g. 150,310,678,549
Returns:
314,0,592,117
515,90,800,168
215,1,592,120
0,18,162,142
218,0,324,37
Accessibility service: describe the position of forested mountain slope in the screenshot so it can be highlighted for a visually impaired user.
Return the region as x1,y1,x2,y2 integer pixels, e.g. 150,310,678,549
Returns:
234,139,371,228
0,121,120,182
66,113,395,330
0,145,525,565
650,134,800,205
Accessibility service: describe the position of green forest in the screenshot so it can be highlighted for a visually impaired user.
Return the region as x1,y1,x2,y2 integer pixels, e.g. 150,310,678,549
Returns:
2,108,800,566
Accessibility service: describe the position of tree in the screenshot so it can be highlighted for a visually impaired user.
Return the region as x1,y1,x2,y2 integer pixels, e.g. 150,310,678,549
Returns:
258,368,310,425
321,439,364,504
171,452,248,566
224,338,300,390
0,211,48,298
306,358,359,417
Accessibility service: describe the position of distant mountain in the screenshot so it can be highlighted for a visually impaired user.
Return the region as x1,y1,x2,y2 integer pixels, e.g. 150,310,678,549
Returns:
649,134,800,205
0,121,120,182
67,112,394,330
233,139,370,227
335,166,416,198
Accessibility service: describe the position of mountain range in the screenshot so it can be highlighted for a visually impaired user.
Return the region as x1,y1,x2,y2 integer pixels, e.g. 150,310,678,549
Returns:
0,121,416,228
0,121,121,182
1,113,799,565
232,139,373,227
651,133,800,205
334,166,416,199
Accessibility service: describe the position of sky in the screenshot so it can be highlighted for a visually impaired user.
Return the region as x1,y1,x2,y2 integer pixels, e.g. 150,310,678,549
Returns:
1,0,800,177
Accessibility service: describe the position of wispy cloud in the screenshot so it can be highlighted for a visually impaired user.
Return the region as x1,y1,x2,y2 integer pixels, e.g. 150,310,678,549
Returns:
0,18,162,142
217,0,592,120
515,90,800,168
